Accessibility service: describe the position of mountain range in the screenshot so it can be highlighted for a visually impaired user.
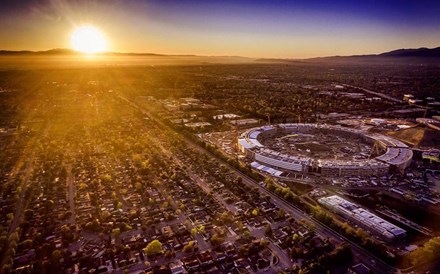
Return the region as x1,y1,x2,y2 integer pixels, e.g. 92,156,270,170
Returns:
378,47,440,58
298,47,440,63
1,47,439,64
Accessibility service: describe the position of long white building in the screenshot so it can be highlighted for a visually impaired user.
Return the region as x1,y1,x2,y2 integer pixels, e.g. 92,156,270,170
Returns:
318,195,406,242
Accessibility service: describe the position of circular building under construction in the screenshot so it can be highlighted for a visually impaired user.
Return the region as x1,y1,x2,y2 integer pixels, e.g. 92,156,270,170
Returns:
238,123,413,177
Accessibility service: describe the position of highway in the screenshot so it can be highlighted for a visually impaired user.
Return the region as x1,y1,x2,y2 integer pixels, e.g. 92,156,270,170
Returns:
342,84,404,104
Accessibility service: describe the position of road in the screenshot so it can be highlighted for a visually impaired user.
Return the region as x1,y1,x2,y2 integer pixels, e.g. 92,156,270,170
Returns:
119,95,294,271
237,172,395,274
342,84,404,104
0,125,53,268
144,123,292,271
118,93,398,273
8,157,34,234
65,164,76,224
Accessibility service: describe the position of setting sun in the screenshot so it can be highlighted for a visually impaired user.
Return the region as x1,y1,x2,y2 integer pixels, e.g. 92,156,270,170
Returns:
70,26,107,54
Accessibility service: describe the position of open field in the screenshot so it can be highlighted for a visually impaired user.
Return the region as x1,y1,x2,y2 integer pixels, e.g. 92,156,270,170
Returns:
386,126,440,148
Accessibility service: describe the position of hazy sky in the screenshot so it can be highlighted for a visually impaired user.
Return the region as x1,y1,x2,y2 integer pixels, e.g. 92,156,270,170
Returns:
1,0,439,58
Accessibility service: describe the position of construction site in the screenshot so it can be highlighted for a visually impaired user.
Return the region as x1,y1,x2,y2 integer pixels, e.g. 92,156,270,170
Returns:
259,126,371,161
238,123,414,177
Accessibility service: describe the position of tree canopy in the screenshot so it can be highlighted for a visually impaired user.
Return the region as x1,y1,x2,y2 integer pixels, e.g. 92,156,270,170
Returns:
143,239,163,257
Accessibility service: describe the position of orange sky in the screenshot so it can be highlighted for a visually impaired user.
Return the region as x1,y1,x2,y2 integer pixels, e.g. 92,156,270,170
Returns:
1,0,439,58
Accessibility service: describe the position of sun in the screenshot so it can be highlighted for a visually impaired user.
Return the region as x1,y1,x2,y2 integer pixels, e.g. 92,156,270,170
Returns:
71,25,107,54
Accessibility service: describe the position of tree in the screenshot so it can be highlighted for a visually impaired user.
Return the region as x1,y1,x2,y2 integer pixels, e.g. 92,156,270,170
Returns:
236,221,244,232
264,224,273,238
355,228,369,241
220,212,232,224
243,230,250,239
6,213,13,220
191,228,197,237
318,243,353,268
60,225,74,243
101,210,111,220
264,177,273,185
20,239,33,249
164,250,175,259
409,236,440,266
277,208,286,219
101,174,112,183
143,240,163,257
284,190,298,203
259,237,269,247
141,160,151,174
50,250,62,271
183,241,196,253
184,219,191,229
112,228,121,238
292,233,299,242
210,234,225,246
24,209,34,219
135,182,143,192
266,183,276,192
119,222,132,232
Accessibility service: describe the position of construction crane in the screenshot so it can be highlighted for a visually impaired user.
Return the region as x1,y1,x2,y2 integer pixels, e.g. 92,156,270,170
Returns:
368,141,387,159
234,124,239,162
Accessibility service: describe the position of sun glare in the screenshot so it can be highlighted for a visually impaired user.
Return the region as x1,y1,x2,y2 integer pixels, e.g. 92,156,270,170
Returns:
71,26,107,54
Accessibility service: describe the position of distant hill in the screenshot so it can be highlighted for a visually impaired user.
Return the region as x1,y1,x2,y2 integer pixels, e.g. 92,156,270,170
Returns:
256,47,440,64
308,47,440,64
1,46,439,64
0,48,254,68
379,47,440,58
0,48,254,61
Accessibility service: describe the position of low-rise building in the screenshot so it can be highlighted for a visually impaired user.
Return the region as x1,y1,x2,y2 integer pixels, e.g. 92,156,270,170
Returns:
230,119,259,126
318,195,406,242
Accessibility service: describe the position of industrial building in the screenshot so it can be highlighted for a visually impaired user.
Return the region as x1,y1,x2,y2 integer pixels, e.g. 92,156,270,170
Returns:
318,195,406,242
